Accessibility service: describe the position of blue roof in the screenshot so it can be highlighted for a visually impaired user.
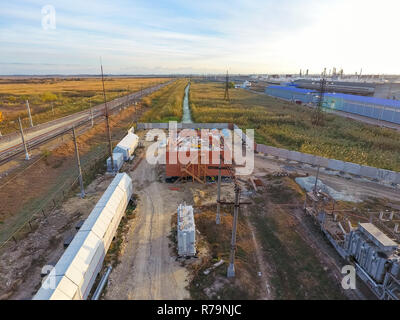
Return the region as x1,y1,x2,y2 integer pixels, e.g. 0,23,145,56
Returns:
267,85,400,108
325,92,400,108
267,85,315,94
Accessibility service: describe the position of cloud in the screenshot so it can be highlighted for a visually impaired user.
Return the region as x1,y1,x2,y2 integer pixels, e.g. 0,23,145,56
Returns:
1,0,399,74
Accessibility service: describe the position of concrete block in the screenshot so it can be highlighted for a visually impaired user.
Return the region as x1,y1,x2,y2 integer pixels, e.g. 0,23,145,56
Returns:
265,146,281,157
276,148,290,159
342,162,362,176
377,169,398,183
327,159,345,171
315,156,330,168
299,153,315,165
394,173,400,185
287,151,303,162
359,165,379,179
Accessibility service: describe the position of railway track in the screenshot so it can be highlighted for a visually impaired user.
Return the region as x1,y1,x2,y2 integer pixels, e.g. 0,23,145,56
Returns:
0,81,173,166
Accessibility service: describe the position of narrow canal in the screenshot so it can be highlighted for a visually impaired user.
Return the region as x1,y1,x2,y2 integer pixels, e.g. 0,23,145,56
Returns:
181,82,192,123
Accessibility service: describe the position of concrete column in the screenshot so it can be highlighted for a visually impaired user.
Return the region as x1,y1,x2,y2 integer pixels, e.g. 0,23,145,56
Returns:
216,155,222,225
26,100,33,127
72,127,85,198
18,117,30,160
227,186,240,278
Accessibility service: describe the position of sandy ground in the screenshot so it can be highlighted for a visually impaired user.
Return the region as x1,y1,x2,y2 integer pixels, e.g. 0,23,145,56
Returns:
254,154,400,202
105,142,191,300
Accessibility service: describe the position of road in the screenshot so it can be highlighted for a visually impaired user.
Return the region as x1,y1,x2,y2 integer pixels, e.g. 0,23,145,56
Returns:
0,81,173,163
105,142,190,300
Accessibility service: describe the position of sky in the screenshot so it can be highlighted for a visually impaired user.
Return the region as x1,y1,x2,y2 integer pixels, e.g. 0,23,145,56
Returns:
1,0,400,75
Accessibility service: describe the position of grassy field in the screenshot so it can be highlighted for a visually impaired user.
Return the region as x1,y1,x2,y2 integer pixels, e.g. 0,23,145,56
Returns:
0,77,170,134
140,78,188,122
250,176,346,300
190,81,400,171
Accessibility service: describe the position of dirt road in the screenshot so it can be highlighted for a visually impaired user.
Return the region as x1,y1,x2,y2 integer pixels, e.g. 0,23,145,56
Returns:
105,144,190,300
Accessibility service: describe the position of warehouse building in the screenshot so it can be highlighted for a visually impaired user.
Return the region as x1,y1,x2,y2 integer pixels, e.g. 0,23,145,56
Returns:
265,85,315,104
265,85,400,125
324,93,400,124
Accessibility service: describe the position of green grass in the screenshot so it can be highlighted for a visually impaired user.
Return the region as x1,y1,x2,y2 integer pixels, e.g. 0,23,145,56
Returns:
190,81,400,171
140,79,188,122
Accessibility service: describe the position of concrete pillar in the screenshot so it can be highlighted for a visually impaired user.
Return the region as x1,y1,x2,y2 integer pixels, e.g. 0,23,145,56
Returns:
18,117,30,160
72,127,85,198
227,186,240,278
216,155,222,225
26,100,33,127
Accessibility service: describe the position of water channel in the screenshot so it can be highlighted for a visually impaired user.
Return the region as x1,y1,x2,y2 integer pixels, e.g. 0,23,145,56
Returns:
181,83,192,123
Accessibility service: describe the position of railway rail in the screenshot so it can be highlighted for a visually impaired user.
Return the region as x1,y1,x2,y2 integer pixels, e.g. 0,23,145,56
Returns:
0,80,173,166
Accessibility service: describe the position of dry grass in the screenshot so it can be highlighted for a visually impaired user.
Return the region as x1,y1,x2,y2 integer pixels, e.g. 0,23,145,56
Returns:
140,79,188,122
0,77,170,134
250,176,347,300
0,102,141,244
188,209,260,300
189,80,400,171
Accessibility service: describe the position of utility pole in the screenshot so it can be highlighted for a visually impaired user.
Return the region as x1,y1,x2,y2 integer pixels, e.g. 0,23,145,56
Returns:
100,62,114,172
89,97,94,127
26,100,33,127
18,117,30,160
134,101,138,126
72,126,85,198
313,164,321,194
216,154,222,225
227,185,240,278
312,77,326,126
51,102,55,117
224,70,230,101
126,86,130,107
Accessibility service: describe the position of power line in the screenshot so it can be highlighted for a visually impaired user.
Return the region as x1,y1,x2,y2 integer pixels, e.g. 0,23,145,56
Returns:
100,61,114,172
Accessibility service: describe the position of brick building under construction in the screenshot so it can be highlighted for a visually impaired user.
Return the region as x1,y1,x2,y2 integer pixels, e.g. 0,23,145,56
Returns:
165,129,233,183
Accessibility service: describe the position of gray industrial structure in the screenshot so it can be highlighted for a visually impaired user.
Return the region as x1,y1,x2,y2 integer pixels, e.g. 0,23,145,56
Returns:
106,152,124,172
177,204,196,257
106,127,139,172
113,128,139,161
304,190,400,300
344,223,400,299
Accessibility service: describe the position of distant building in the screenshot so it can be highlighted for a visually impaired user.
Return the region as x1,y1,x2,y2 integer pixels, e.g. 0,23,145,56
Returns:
264,85,400,124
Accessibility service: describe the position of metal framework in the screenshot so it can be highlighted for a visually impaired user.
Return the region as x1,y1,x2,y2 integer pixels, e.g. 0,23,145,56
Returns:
224,70,230,101
312,78,326,126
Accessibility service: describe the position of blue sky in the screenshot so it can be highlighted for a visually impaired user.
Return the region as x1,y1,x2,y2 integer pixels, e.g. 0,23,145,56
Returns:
1,0,399,75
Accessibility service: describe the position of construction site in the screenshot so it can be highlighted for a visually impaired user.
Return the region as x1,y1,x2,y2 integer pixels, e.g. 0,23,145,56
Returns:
0,64,399,301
